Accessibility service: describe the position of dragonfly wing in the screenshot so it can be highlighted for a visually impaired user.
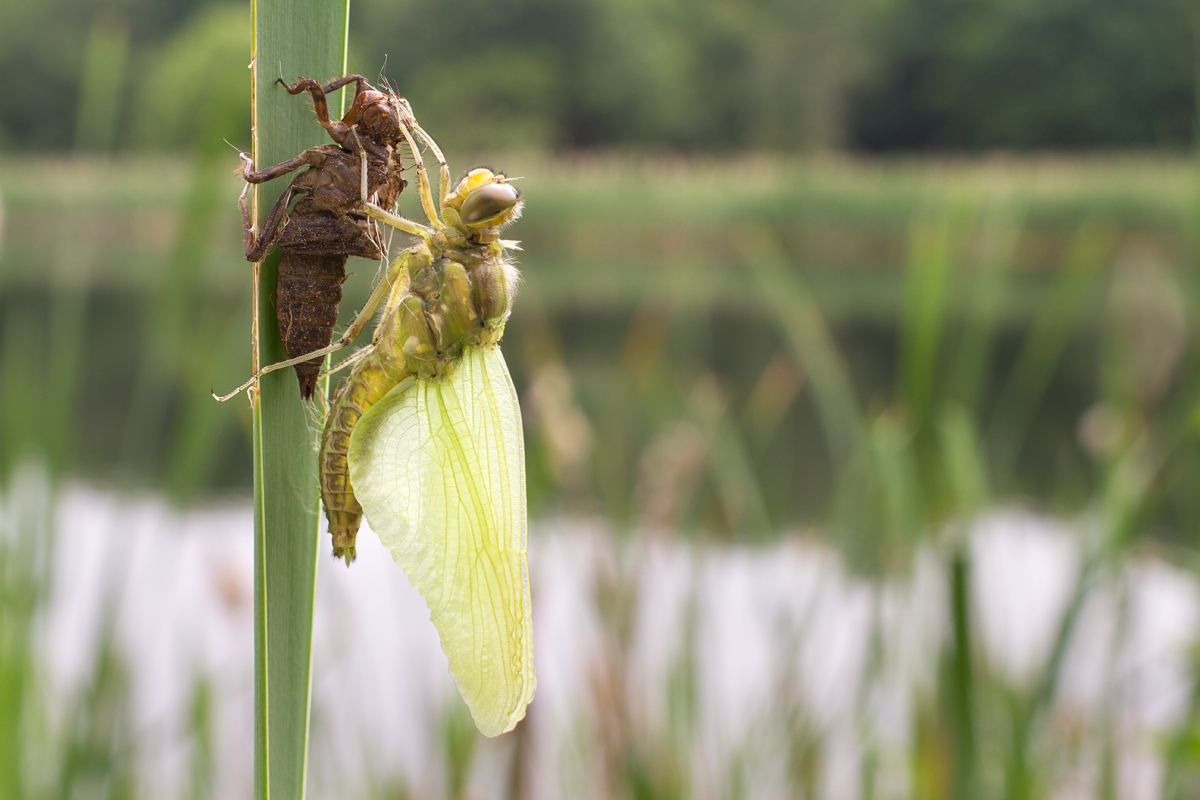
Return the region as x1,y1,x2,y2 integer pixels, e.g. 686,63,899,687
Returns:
348,346,534,736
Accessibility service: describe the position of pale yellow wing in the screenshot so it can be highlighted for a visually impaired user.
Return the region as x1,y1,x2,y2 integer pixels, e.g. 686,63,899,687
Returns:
347,345,534,736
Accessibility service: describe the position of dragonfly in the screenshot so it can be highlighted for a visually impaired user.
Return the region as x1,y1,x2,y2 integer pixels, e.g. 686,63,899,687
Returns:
217,86,534,737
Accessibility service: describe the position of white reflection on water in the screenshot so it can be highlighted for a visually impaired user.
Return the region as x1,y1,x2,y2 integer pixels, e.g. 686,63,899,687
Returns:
28,486,1200,800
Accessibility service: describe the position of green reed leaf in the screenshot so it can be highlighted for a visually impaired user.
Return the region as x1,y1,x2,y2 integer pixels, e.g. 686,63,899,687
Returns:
249,2,350,799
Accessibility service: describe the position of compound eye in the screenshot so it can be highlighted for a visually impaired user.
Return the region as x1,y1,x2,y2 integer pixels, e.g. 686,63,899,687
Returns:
460,182,520,227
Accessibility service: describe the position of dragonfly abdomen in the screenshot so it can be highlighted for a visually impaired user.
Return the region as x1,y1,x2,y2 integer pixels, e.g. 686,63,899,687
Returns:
320,359,401,562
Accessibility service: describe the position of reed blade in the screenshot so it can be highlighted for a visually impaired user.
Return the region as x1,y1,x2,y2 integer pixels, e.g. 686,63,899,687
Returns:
249,2,350,799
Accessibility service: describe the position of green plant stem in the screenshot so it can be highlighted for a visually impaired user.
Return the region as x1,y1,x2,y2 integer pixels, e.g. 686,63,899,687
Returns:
249,3,350,799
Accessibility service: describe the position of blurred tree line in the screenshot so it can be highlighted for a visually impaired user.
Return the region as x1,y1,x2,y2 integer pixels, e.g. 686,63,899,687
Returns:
0,0,1193,154
849,0,1195,150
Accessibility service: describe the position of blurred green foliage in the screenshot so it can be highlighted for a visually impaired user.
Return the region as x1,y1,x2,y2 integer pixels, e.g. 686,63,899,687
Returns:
850,0,1194,150
133,4,250,151
0,0,205,151
0,0,1191,153
348,0,873,151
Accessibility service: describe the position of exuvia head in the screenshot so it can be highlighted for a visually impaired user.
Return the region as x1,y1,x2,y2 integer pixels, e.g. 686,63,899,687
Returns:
445,169,523,232
342,83,403,146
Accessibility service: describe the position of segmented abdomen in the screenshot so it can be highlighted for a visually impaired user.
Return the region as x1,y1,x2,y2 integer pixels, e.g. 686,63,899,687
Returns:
275,209,384,400
320,359,403,561
276,251,347,400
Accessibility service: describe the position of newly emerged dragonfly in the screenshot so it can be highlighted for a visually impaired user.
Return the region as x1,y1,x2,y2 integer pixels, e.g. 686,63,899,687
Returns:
219,88,533,736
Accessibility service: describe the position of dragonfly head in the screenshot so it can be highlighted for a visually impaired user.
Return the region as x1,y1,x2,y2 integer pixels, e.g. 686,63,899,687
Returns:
447,169,523,232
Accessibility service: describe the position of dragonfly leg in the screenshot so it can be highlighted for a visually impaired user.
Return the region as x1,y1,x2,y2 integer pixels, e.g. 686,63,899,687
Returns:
363,202,431,238
355,134,370,205
277,77,356,148
321,74,370,95
318,345,369,380
395,104,444,229
212,328,360,402
243,176,298,262
408,119,450,211
214,349,325,402
240,150,310,185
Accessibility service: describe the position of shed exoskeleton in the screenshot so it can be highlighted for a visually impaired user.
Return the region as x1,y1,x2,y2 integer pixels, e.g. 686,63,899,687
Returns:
239,75,408,399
